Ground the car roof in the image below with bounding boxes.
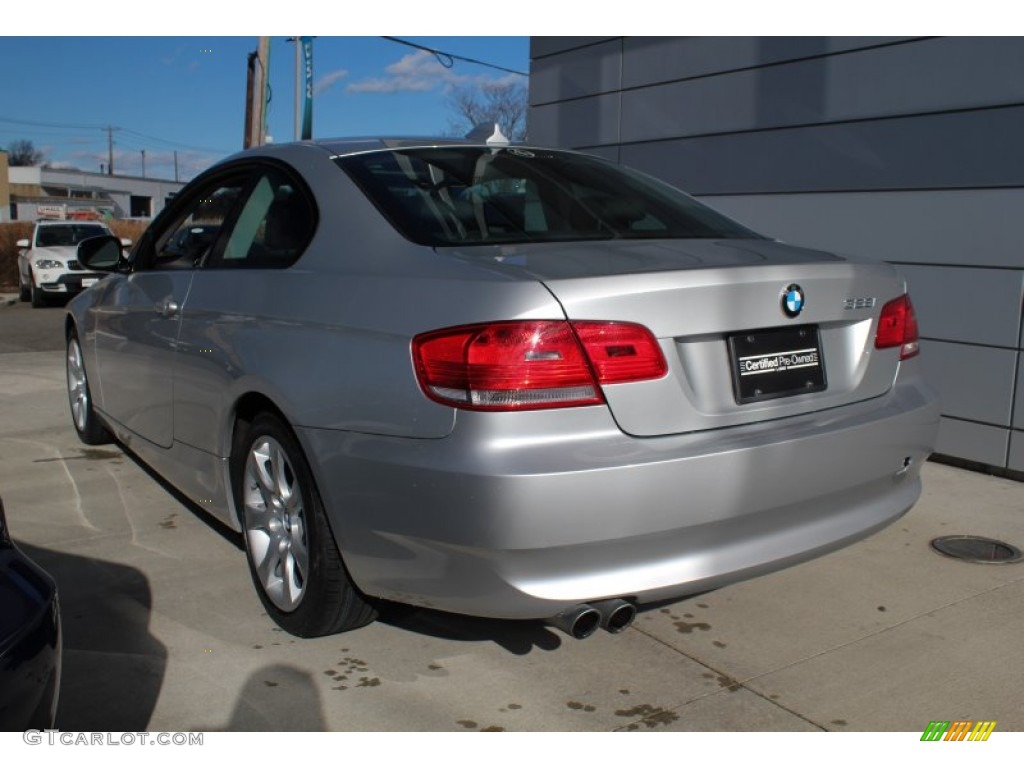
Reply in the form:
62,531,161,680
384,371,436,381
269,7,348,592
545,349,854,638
215,136,595,182
235,137,532,165
313,137,489,157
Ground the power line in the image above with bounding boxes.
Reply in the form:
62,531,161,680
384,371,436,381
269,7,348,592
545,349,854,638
0,115,104,131
120,128,232,155
380,37,528,77
0,115,232,156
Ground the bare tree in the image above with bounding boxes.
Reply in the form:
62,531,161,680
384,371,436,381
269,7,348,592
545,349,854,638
446,81,528,141
6,139,46,167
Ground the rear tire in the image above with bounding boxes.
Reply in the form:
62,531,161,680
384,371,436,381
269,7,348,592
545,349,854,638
232,412,377,637
66,329,112,445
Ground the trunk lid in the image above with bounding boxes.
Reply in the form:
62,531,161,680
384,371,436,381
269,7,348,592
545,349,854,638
439,239,907,437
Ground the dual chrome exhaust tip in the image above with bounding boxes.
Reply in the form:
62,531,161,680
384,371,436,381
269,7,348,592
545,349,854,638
546,599,637,639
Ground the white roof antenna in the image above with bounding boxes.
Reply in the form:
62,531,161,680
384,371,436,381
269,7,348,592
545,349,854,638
485,123,510,147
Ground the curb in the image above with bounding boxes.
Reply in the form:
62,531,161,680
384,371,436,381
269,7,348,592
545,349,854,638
0,295,16,308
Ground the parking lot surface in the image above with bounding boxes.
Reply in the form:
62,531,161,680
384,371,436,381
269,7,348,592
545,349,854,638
1,299,1022,732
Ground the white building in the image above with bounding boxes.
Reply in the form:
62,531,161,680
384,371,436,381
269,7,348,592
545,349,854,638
6,165,185,222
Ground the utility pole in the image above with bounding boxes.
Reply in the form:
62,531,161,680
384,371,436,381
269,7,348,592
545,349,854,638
105,125,119,175
173,151,179,182
258,36,271,145
244,37,272,148
244,51,256,148
141,149,146,178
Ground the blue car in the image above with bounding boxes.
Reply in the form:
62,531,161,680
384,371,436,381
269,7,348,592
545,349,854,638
0,496,61,730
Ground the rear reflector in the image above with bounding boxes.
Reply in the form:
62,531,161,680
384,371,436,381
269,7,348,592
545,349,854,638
875,294,920,360
413,320,666,411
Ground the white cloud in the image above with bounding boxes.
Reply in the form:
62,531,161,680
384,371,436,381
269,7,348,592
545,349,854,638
160,44,187,67
346,50,524,95
314,68,349,95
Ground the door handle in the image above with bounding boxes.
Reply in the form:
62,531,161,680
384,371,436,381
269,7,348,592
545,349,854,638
156,298,180,317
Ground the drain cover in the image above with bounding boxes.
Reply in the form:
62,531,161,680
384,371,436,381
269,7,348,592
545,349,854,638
930,535,1023,564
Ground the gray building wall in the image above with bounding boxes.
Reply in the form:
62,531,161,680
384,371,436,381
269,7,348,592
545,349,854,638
529,36,1024,474
37,168,184,219
8,165,184,221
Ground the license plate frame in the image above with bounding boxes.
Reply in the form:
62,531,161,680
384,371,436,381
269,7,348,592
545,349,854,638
727,324,827,405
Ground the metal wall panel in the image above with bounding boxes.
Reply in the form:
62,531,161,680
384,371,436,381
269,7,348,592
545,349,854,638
919,342,1018,426
529,95,621,148
700,189,1024,270
620,37,916,88
530,37,617,59
619,38,1024,143
530,39,621,105
1015,357,1024,430
935,417,1009,467
618,106,1024,195
898,266,1023,349
1009,431,1024,472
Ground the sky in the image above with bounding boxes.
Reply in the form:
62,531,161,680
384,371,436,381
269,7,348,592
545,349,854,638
0,35,529,182
2,3,1005,184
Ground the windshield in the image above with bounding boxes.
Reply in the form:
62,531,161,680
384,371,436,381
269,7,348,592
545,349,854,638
35,224,109,248
337,147,762,247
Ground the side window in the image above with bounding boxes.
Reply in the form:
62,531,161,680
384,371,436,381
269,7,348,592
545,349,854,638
150,176,249,270
206,168,315,269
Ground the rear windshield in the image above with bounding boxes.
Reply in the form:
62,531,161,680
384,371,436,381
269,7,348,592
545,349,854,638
337,147,761,247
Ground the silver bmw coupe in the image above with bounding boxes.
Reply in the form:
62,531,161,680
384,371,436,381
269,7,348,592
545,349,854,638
65,137,940,638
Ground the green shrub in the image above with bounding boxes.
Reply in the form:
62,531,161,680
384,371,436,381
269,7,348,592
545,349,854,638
0,222,34,290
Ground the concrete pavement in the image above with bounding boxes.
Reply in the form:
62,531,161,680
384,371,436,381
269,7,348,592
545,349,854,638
0,344,1021,732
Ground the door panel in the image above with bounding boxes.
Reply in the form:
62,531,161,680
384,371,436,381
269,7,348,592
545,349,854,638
93,271,193,448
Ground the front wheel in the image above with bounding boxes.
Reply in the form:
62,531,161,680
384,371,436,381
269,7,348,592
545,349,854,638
30,280,47,308
66,329,112,445
232,412,377,637
18,272,30,302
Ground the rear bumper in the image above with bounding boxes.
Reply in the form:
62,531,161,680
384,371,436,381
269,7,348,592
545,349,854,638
301,377,940,619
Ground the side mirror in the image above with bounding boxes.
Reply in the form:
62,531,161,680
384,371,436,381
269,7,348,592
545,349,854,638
16,239,29,249
77,235,123,272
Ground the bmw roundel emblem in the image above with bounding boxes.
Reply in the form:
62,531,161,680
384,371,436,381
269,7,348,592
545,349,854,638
782,284,805,318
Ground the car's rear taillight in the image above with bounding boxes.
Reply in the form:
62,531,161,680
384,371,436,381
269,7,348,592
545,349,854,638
413,320,666,411
875,294,920,360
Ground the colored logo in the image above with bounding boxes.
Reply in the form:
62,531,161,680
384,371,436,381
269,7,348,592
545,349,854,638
920,720,997,741
782,284,805,318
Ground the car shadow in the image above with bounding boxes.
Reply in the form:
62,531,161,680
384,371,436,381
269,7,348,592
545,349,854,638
376,601,565,655
115,442,244,551
18,542,167,732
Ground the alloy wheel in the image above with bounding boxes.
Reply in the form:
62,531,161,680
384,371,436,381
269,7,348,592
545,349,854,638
242,436,309,612
66,338,89,433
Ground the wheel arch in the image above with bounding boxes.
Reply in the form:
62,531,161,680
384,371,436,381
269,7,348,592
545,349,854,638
227,400,378,633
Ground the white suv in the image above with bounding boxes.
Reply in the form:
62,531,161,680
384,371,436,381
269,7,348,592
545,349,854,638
17,221,130,307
